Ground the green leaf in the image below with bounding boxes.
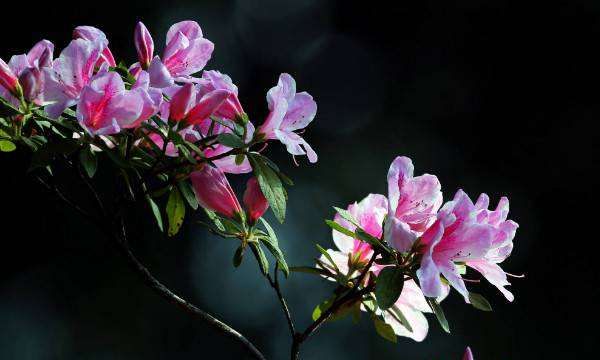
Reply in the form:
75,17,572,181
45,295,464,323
217,133,246,148
375,267,405,310
468,292,493,312
355,229,391,254
426,297,450,333
0,140,16,152
387,306,413,333
250,242,269,275
333,206,359,226
249,154,286,223
312,297,334,321
325,219,357,238
166,188,186,236
146,195,164,232
177,181,199,210
79,146,97,178
373,316,397,343
315,244,339,272
258,218,289,276
233,245,245,267
234,153,245,165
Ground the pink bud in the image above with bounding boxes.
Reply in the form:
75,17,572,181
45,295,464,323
169,83,196,121
243,177,269,223
463,347,474,360
18,67,42,101
190,165,243,218
134,22,154,70
0,58,20,96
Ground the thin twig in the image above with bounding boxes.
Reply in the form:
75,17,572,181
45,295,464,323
266,263,296,337
290,253,378,360
37,168,268,360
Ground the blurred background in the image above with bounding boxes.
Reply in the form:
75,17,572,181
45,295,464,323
0,0,597,358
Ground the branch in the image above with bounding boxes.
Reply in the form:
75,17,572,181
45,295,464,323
37,170,268,360
290,254,378,360
266,263,296,337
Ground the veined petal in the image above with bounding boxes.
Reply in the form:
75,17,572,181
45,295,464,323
274,129,318,163
166,20,203,44
280,92,317,131
467,260,514,301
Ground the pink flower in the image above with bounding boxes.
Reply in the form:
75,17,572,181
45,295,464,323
416,190,518,301
318,194,433,341
190,165,243,218
198,70,244,120
73,26,116,68
134,22,154,70
331,194,388,265
257,73,318,163
76,71,146,135
381,279,432,342
243,177,269,224
0,40,54,104
168,83,231,125
463,347,474,360
131,21,214,88
43,38,106,118
385,156,443,252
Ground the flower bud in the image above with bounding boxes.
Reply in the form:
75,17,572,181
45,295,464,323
243,177,269,224
463,347,474,360
0,58,21,97
18,67,42,102
169,83,196,121
190,165,243,218
134,22,154,70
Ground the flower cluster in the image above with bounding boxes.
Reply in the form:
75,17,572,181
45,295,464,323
316,156,519,343
1,18,519,358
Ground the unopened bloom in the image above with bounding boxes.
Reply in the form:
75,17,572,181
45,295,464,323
77,71,156,135
243,177,268,224
463,347,474,360
257,73,318,163
0,40,54,104
43,38,106,117
190,165,243,218
385,156,443,252
318,194,432,341
134,22,154,69
198,70,244,120
73,26,116,67
0,58,21,97
168,83,231,125
131,21,214,87
416,190,518,301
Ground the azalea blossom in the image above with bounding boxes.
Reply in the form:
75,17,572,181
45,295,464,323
319,194,431,341
416,189,518,301
190,164,242,218
76,71,157,135
243,177,269,224
198,70,245,120
168,82,231,125
257,73,318,163
73,26,116,68
43,38,106,118
131,21,214,87
385,156,443,252
0,40,54,104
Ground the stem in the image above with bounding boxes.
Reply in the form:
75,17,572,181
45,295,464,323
290,254,378,360
266,263,296,337
36,170,267,360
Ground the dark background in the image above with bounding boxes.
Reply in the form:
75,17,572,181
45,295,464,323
1,0,597,359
